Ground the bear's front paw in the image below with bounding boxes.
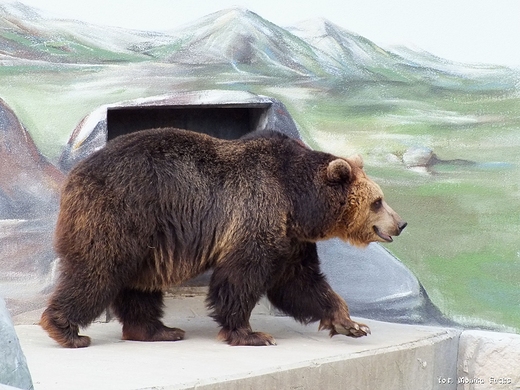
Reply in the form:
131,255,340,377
152,326,186,342
218,328,277,346
319,316,371,338
332,320,371,338
122,323,185,342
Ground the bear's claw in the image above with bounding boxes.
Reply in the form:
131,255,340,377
332,321,371,338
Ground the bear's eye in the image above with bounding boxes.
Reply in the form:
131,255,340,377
371,198,383,211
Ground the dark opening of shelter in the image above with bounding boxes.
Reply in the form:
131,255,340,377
106,105,271,141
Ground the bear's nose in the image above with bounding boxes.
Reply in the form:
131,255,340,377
398,221,407,233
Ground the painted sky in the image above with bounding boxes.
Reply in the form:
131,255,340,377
11,0,520,68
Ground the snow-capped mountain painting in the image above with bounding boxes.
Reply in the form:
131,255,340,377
1,3,515,82
1,0,520,336
146,8,339,77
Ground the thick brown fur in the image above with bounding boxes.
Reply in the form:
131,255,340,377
41,128,406,348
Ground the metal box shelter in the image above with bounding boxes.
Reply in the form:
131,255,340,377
59,90,301,171
58,90,447,325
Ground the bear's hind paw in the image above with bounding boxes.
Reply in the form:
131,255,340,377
69,335,92,348
49,334,91,348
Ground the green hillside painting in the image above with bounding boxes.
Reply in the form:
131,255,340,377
1,2,519,332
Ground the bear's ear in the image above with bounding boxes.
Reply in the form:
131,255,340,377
347,154,364,169
326,159,352,184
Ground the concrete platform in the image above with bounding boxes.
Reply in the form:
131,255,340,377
15,294,460,390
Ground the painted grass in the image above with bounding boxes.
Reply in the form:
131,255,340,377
1,63,519,331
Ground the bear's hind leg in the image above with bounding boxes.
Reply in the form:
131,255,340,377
41,306,91,348
112,289,185,342
267,243,370,339
41,272,119,348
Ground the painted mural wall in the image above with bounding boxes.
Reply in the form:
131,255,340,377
1,1,519,332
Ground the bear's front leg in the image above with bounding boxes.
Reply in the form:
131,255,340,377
318,292,371,338
112,289,185,342
207,265,276,346
266,242,370,340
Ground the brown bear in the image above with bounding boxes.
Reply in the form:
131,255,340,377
41,128,406,348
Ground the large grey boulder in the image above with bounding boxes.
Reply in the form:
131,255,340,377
0,298,33,390
319,240,452,325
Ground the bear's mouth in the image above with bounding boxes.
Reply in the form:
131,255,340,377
373,226,393,242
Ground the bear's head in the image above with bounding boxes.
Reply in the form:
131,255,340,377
327,155,407,247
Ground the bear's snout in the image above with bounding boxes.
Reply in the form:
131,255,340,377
371,210,407,244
